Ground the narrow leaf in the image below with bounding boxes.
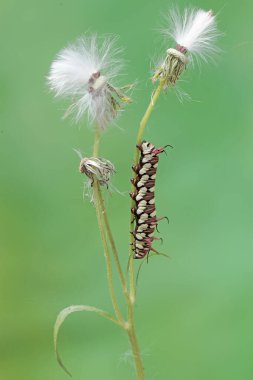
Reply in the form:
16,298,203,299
54,304,120,376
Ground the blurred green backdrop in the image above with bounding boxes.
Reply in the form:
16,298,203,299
0,0,252,379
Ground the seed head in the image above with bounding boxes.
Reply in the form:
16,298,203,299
48,35,132,129
79,157,115,187
153,8,220,88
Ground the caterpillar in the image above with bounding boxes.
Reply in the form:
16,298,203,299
130,140,169,259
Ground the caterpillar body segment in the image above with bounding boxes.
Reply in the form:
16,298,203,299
130,140,168,259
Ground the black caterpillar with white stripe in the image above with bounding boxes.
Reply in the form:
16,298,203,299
130,141,169,259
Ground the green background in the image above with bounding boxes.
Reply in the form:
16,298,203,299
1,0,252,379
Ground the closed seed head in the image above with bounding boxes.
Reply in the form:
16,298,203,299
79,157,115,187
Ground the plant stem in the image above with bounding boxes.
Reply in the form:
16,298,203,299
96,185,129,302
127,305,145,380
129,80,165,302
92,126,124,323
92,116,150,379
137,81,165,147
92,125,128,302
93,180,124,322
93,126,128,298
124,80,165,380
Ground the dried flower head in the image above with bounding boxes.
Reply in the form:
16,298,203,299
153,8,219,88
79,156,115,187
48,35,132,129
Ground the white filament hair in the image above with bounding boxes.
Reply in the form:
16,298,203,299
167,8,219,62
47,35,123,126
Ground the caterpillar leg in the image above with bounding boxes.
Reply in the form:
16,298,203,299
150,246,161,255
155,216,169,232
143,237,162,254
156,216,169,224
152,236,163,244
156,224,160,233
162,144,173,156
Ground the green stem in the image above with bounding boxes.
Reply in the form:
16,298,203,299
93,131,145,380
124,80,165,380
92,120,147,379
92,126,124,323
127,305,145,380
93,179,124,323
96,185,129,302
129,80,165,302
92,125,128,303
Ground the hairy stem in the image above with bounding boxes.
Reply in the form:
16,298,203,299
125,81,165,380
92,125,128,302
129,80,165,302
93,181,124,322
127,305,145,380
92,125,146,379
96,185,129,301
92,127,124,323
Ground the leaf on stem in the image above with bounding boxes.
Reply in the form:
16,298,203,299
54,304,121,376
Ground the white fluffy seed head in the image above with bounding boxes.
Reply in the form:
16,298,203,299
48,35,122,96
48,35,131,129
153,8,220,87
166,8,220,62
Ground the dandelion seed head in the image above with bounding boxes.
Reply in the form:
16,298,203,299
153,8,220,88
167,8,219,62
48,35,132,129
